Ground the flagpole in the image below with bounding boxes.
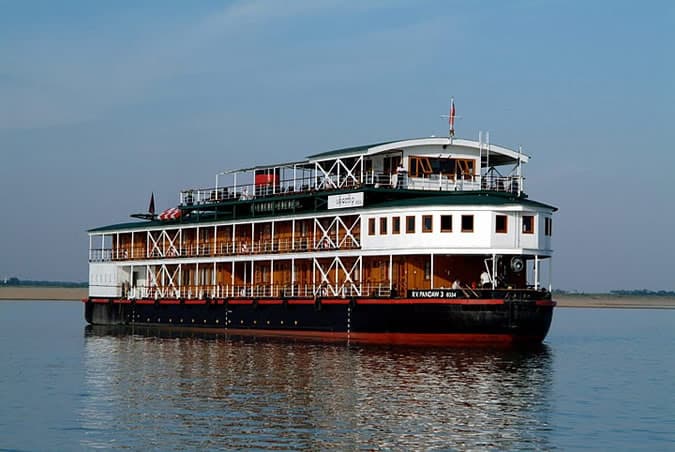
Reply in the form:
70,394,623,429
449,97,456,139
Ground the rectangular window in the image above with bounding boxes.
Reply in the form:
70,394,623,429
422,215,433,233
461,215,474,232
392,217,401,234
496,215,508,233
368,218,376,236
380,217,388,235
406,216,416,233
545,217,553,236
440,215,453,232
523,215,535,234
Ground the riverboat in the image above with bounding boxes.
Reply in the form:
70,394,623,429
85,130,557,344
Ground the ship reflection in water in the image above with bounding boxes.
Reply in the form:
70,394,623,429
82,326,554,450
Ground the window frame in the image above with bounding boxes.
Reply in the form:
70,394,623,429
368,218,376,236
392,216,401,234
495,214,508,234
523,215,535,234
406,215,416,234
422,215,433,233
380,217,388,235
440,215,453,232
461,214,474,232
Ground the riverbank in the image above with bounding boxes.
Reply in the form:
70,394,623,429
0,287,87,301
555,294,675,309
1,287,674,308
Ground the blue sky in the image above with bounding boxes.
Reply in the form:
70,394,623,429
1,0,673,291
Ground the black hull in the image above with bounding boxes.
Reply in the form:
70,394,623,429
84,297,554,345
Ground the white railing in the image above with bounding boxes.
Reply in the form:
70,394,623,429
121,283,393,299
179,173,524,206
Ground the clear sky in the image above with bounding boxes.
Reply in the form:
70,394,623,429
1,0,673,292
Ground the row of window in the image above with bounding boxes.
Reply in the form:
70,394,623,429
368,214,552,236
368,214,473,235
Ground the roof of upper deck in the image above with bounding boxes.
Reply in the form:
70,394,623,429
307,137,529,166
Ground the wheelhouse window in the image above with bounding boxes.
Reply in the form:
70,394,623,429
408,157,433,178
368,218,376,236
380,217,388,235
453,159,475,180
392,217,401,234
461,215,474,232
406,216,416,233
383,156,402,175
545,217,553,236
496,215,508,233
440,215,453,232
422,215,433,233
523,215,535,234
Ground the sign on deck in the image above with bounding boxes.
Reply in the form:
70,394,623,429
407,289,460,299
327,192,364,210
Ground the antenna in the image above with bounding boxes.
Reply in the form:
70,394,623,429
486,131,490,171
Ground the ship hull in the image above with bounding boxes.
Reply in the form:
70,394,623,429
84,297,555,345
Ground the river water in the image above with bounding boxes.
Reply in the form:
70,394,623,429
0,301,673,451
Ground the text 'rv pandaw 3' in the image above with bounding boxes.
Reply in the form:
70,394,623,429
86,129,558,344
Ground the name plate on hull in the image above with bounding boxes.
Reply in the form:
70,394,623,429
407,289,459,298
328,192,364,209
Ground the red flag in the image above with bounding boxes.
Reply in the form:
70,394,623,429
149,193,155,215
159,207,182,220
449,98,456,131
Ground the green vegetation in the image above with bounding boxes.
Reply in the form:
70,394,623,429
554,288,675,297
609,289,675,297
1,277,87,288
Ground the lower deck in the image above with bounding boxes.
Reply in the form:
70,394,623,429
91,253,551,302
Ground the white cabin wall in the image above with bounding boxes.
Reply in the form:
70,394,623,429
89,263,121,297
361,206,554,255
491,211,518,250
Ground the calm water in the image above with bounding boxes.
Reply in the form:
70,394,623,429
0,302,674,451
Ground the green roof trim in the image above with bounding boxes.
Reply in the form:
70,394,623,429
307,140,399,159
88,189,556,234
366,190,558,211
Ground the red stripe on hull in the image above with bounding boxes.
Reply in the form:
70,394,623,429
357,298,505,305
158,299,181,305
257,300,283,305
148,326,543,346
287,299,315,305
184,300,207,305
228,299,253,305
536,300,557,307
88,297,552,306
320,298,350,305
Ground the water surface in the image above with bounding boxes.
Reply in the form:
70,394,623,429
0,302,673,450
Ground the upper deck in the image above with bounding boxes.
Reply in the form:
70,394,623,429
176,137,528,208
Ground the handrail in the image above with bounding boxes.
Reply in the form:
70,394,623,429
178,173,525,206
89,236,362,262
121,282,394,299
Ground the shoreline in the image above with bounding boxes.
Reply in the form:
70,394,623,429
1,287,674,309
0,287,87,301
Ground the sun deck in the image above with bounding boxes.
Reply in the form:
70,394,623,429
177,137,528,208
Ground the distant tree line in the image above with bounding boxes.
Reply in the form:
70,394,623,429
553,288,675,296
609,289,675,297
1,277,87,288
